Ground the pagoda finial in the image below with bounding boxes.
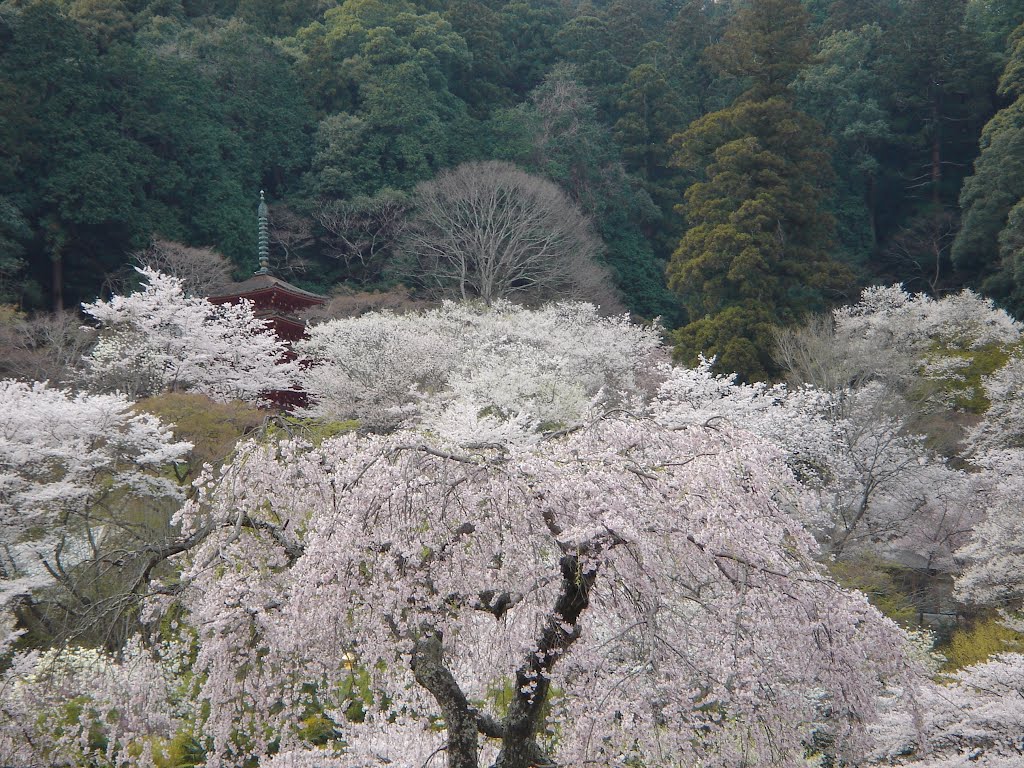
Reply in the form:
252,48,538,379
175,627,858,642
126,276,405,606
255,190,271,275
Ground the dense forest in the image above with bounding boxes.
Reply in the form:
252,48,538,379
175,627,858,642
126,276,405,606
5,2,1024,767
3,0,1024,378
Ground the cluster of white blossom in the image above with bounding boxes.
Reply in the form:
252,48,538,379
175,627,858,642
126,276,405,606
649,361,982,564
835,285,1019,355
954,450,1024,614
83,268,297,402
828,286,1020,407
869,653,1024,767
834,289,1024,614
0,639,184,767
0,379,190,624
167,412,914,768
970,353,1024,450
298,300,663,440
3,279,1024,767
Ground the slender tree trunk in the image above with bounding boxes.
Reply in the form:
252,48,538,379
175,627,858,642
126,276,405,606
928,92,947,296
931,93,942,207
51,250,64,312
865,173,878,247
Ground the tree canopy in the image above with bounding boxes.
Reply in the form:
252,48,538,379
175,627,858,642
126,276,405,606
2,274,1024,766
666,0,850,380
5,10,1024,766
0,0,1019,342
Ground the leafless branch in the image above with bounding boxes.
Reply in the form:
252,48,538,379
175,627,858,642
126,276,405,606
400,161,620,309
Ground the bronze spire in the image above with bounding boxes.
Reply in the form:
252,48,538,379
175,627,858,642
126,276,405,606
256,190,271,276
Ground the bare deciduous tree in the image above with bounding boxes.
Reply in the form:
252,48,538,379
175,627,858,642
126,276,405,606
132,239,234,297
401,161,619,308
267,205,315,279
882,210,959,298
0,306,95,384
300,285,430,324
772,314,894,393
316,189,410,286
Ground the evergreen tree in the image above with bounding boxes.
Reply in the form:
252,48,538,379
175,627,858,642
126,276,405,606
953,22,1024,312
296,0,474,197
667,0,850,380
874,0,991,293
490,69,676,322
821,0,898,33
182,21,314,197
795,23,895,272
966,0,1024,70
498,0,567,97
444,0,516,117
885,0,989,212
707,0,812,100
0,1,315,308
0,0,151,309
664,0,738,120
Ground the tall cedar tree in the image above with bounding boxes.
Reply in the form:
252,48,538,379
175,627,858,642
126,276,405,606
953,22,1024,312
667,0,850,380
867,0,990,299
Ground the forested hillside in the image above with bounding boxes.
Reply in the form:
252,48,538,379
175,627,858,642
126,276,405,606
5,2,1024,767
3,0,1024,376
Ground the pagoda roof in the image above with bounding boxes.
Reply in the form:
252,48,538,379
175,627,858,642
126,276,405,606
209,273,326,308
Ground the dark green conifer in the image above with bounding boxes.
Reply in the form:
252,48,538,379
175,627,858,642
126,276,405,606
667,0,849,380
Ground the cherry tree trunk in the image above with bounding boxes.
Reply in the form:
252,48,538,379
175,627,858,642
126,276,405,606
412,633,480,768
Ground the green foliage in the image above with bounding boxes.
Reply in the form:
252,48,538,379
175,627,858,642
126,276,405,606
181,21,314,196
494,0,567,97
954,23,1024,312
665,0,738,118
552,0,708,273
489,67,677,322
261,415,361,447
822,0,899,33
884,0,991,219
1001,21,1024,99
954,98,1024,279
671,302,779,381
709,0,814,101
135,392,264,478
0,195,33,302
0,0,314,307
154,730,206,768
235,0,325,37
297,714,341,745
295,668,373,734
444,0,520,116
668,97,850,379
966,0,1024,71
665,1,854,380
795,23,895,270
994,197,1024,312
940,615,1024,670
0,0,149,306
0,0,1014,316
295,0,475,197
828,558,920,627
920,340,1016,413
